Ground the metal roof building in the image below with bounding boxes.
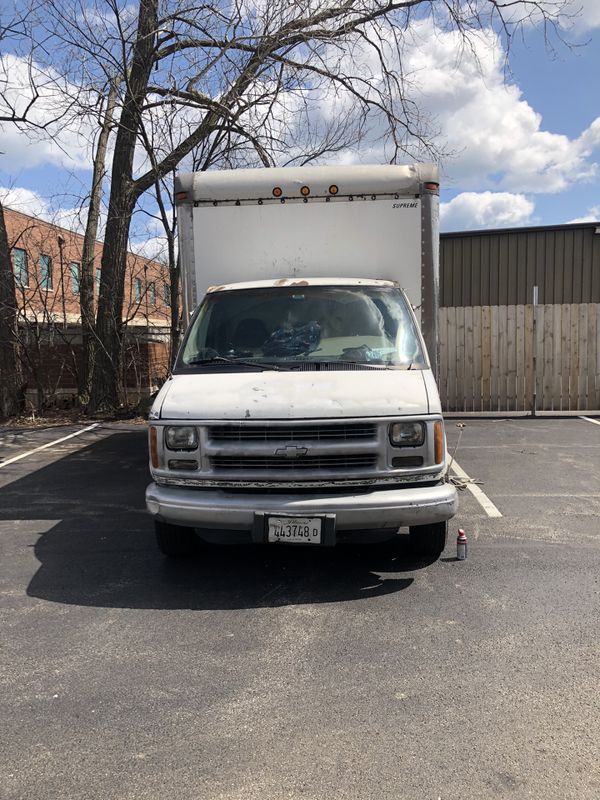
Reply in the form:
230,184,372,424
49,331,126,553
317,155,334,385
440,221,600,307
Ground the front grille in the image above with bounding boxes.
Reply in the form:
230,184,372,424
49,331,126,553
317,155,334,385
209,454,377,471
209,423,377,442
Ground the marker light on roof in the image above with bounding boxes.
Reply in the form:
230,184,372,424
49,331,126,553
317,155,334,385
300,185,310,196
329,185,339,195
272,186,282,197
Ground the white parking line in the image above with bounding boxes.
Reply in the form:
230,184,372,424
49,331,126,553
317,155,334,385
580,416,600,427
0,423,100,469
451,459,503,518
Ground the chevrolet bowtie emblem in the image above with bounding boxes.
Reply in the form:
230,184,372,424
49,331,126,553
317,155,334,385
275,445,308,459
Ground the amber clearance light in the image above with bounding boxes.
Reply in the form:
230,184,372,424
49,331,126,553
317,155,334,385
300,185,310,196
272,186,283,198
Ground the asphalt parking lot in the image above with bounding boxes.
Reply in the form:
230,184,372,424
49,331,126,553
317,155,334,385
1,417,599,800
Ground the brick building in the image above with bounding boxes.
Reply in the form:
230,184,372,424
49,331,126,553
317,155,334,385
4,206,173,408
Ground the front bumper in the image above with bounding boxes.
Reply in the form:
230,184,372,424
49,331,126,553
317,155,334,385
145,481,458,532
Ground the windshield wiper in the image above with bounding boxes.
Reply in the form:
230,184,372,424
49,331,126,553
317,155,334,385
185,355,289,371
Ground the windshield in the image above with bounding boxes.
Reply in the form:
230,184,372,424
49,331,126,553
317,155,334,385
176,285,426,371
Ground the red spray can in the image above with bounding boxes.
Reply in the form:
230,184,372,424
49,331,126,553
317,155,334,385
457,529,468,560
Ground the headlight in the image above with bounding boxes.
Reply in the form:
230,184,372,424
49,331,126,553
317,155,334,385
389,421,425,447
165,425,198,451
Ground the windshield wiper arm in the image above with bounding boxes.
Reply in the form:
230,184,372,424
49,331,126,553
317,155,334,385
186,355,288,371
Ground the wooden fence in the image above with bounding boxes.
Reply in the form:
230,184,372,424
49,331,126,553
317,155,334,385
439,304,600,413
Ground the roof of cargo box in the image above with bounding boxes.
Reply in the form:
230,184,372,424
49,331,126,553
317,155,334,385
175,163,437,202
205,278,399,293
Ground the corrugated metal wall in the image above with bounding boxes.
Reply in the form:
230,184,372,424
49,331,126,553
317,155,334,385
440,222,600,307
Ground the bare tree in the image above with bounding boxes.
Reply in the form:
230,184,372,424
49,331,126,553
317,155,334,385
7,0,576,411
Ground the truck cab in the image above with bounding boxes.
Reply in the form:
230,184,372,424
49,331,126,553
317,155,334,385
146,165,458,557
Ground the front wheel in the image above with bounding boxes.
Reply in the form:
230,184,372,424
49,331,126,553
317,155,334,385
408,521,448,559
155,520,197,557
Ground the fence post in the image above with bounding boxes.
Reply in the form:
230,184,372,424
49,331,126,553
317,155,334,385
532,285,538,416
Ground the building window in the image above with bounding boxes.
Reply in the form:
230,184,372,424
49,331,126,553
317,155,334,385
12,247,28,287
134,277,142,303
95,268,101,294
163,283,170,305
148,282,156,306
70,263,80,294
39,254,53,290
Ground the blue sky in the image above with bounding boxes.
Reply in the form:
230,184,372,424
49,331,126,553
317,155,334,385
0,1,599,250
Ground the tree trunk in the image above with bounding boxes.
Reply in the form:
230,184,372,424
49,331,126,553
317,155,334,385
79,80,118,407
89,0,158,412
0,200,25,418
169,251,181,367
89,188,137,410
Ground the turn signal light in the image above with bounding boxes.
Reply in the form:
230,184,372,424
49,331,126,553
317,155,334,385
434,420,444,464
149,426,159,468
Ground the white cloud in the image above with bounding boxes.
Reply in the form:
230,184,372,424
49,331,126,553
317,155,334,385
0,186,51,218
129,235,170,262
128,206,172,262
563,0,600,32
440,192,535,231
399,20,600,194
565,205,600,223
1,185,84,227
0,185,95,236
0,54,95,170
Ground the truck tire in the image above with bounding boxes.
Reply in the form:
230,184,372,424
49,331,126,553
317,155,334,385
155,520,197,557
408,521,447,558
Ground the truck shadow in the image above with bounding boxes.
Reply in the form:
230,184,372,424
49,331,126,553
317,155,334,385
1,432,436,610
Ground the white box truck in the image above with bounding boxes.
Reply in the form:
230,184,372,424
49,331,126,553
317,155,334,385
146,164,458,558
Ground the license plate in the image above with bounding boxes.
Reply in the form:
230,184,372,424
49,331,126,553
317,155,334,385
267,516,322,544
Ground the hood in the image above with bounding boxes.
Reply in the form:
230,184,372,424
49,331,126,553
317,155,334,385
156,369,431,420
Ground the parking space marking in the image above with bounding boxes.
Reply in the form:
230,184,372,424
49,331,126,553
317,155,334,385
451,459,503,518
0,423,100,469
580,416,600,427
